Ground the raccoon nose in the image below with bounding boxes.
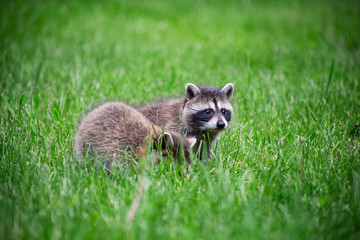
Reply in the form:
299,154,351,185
217,120,225,129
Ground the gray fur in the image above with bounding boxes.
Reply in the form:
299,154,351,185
74,102,196,168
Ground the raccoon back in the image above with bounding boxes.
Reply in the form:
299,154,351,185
74,102,158,161
137,98,185,133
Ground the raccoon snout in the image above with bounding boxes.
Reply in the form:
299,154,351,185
216,120,226,129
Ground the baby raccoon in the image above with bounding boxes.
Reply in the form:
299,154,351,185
74,102,196,168
138,83,234,159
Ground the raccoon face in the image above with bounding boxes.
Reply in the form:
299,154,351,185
182,83,234,133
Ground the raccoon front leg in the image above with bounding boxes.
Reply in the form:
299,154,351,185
194,133,214,160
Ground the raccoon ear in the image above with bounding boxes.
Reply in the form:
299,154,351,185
185,83,200,100
220,83,234,99
159,131,174,149
187,137,197,149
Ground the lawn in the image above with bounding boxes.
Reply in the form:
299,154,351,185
1,0,360,239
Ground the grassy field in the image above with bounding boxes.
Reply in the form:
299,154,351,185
1,0,360,239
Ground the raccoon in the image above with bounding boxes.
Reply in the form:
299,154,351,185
74,102,196,168
138,83,234,159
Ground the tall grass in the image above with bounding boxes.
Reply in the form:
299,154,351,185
1,0,359,239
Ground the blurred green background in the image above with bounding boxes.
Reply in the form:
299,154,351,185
1,0,359,239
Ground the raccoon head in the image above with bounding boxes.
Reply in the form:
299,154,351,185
182,83,234,134
156,131,197,162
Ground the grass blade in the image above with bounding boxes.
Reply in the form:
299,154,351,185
324,59,335,98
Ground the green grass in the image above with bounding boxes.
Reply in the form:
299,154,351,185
1,0,360,239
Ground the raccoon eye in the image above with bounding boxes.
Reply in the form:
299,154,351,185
204,109,212,114
221,108,232,122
